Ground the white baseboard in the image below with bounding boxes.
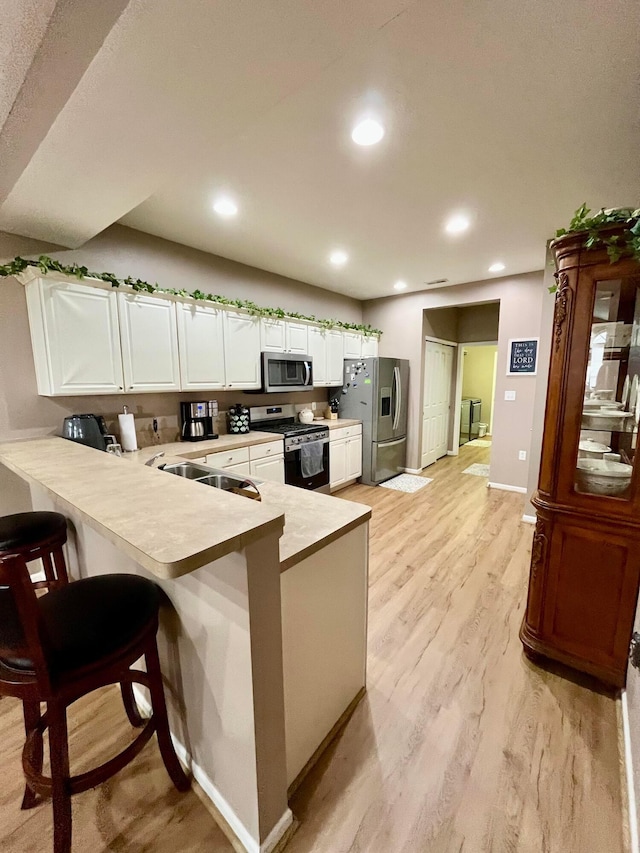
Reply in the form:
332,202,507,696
133,688,293,853
403,467,423,474
622,690,640,853
521,514,536,524
488,481,527,494
446,450,458,457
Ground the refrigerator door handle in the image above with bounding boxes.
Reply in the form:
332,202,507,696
377,436,406,448
392,366,401,431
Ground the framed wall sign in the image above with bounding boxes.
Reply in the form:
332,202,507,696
507,338,539,375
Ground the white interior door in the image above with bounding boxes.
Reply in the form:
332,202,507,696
421,341,454,468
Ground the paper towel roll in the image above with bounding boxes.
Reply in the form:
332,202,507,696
118,412,138,452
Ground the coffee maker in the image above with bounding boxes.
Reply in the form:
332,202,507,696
180,401,217,442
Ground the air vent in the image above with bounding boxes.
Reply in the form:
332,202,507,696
425,278,449,286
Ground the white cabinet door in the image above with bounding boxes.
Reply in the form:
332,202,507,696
343,332,362,359
118,293,180,392
28,279,124,396
224,311,261,389
250,455,285,483
260,317,286,352
176,302,225,390
326,329,345,386
225,460,252,476
329,438,347,489
361,336,379,358
286,321,309,354
346,435,363,480
308,326,327,386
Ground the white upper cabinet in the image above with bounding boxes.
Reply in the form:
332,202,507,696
361,336,379,358
260,318,309,354
326,329,345,386
223,311,261,389
176,302,225,390
343,331,362,359
308,326,327,386
25,278,124,396
118,292,181,392
286,321,309,354
260,317,286,352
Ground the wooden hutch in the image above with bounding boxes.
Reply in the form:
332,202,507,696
521,229,640,687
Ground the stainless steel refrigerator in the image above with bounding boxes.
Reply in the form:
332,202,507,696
338,356,410,485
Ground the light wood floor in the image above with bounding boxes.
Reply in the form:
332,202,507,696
0,445,625,852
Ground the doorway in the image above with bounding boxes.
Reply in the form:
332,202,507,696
421,340,455,468
458,343,498,446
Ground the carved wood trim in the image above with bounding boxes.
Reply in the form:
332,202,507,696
531,519,547,581
553,272,571,353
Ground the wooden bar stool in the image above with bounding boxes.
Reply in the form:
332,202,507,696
0,512,70,591
0,552,190,853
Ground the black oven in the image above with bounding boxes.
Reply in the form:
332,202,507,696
284,434,330,492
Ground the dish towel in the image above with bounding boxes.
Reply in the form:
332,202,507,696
300,441,324,478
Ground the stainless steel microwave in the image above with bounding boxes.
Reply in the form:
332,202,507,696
261,352,313,393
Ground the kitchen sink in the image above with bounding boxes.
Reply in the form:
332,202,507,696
159,461,212,479
159,461,262,498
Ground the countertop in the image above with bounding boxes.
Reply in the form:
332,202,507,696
0,436,370,579
128,418,361,462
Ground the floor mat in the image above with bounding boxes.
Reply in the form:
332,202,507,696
379,473,433,493
462,463,490,477
467,439,492,447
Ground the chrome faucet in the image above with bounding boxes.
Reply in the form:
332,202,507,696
145,451,165,467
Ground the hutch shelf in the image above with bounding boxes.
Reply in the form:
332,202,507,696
521,229,640,687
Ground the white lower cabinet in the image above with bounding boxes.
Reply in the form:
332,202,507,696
250,455,285,483
330,426,362,491
118,292,181,392
225,461,252,477
205,440,284,483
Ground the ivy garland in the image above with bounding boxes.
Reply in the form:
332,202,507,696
548,205,640,293
0,255,382,337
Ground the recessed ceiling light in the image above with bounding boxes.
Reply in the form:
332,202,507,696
329,250,348,266
445,214,470,235
351,118,385,146
394,280,407,291
213,196,238,217
488,262,506,273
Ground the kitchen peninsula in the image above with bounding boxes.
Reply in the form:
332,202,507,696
0,436,370,853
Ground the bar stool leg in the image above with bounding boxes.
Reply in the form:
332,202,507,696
120,680,145,727
48,701,72,853
145,640,190,792
21,700,43,810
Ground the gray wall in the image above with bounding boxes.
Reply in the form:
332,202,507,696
363,271,546,489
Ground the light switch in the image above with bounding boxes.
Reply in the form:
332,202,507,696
505,390,516,401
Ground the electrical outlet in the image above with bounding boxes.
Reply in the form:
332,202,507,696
311,401,316,411
505,390,516,401
518,450,527,461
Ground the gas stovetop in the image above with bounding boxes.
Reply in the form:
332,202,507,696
253,420,326,437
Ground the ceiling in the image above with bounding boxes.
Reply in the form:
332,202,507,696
1,0,639,300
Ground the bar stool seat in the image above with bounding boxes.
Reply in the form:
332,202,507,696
0,512,69,591
0,512,67,553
